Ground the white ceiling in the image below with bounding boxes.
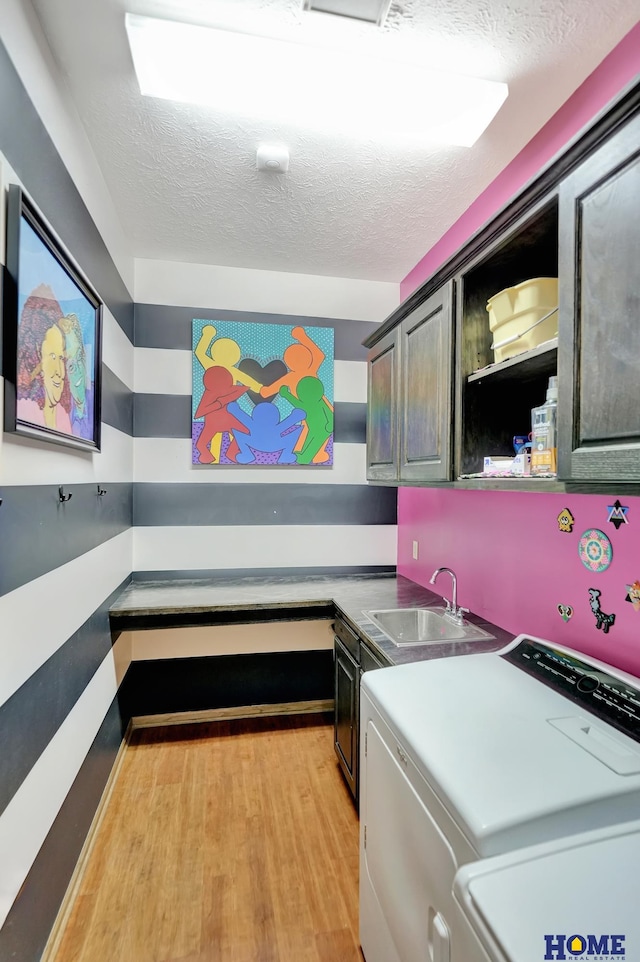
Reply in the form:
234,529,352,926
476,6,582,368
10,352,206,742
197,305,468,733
29,0,639,282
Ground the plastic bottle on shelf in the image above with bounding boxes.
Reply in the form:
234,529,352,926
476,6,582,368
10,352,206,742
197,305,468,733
531,376,558,476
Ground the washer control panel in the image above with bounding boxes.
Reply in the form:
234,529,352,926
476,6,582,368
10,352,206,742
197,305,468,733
503,639,640,742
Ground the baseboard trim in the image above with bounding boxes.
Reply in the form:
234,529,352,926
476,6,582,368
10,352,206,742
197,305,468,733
40,720,133,962
131,698,335,729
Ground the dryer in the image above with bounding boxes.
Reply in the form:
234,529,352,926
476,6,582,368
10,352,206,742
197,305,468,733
452,820,640,962
359,636,640,962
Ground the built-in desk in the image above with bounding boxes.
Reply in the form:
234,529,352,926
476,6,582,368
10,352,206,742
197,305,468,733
109,573,512,724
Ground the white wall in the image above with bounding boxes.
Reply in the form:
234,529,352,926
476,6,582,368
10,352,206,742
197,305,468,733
134,257,399,320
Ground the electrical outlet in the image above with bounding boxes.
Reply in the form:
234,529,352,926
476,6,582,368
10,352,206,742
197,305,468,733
412,540,419,561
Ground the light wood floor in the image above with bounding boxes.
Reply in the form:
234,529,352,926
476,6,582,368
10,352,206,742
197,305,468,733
51,713,363,962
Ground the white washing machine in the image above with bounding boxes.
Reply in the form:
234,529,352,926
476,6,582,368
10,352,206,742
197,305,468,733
359,635,640,962
452,820,640,962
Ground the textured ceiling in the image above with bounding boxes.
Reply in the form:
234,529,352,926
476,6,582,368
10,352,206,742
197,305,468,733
29,0,639,281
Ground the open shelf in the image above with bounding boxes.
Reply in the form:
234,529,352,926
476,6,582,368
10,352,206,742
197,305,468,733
453,478,564,492
467,338,558,384
370,477,640,494
458,198,559,478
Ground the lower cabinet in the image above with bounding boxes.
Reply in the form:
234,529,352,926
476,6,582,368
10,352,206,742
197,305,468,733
334,636,358,798
333,615,388,806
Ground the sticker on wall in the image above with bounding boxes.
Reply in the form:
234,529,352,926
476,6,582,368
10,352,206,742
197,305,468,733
607,499,629,530
557,604,574,622
625,581,640,612
588,588,616,634
578,529,613,573
191,320,334,466
557,508,575,533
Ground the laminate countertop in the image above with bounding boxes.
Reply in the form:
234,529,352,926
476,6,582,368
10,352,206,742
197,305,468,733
110,573,514,667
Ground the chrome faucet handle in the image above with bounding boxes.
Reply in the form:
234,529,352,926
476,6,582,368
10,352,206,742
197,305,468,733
453,607,469,625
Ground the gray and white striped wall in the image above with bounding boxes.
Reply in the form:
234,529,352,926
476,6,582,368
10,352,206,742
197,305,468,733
120,262,399,723
131,259,398,580
0,7,400,959
0,13,134,960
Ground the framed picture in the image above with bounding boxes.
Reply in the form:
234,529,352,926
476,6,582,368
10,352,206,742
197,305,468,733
2,184,102,451
191,319,335,466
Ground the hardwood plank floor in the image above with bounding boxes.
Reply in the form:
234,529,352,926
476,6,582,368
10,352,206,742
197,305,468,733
51,713,363,962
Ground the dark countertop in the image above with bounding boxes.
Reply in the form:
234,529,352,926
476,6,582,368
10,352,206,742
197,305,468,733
110,573,514,667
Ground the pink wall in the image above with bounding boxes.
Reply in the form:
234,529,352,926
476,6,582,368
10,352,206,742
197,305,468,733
396,24,640,677
400,21,640,300
398,489,640,676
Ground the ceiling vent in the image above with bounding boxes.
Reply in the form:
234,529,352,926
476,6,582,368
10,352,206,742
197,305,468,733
301,0,392,27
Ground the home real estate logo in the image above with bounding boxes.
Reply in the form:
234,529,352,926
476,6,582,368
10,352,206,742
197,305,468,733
544,934,626,960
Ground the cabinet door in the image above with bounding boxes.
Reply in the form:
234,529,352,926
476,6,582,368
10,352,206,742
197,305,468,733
558,111,640,481
366,328,400,482
367,330,400,481
334,637,358,798
399,282,454,482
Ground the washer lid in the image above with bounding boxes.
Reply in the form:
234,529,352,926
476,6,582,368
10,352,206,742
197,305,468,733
454,821,640,962
361,643,640,856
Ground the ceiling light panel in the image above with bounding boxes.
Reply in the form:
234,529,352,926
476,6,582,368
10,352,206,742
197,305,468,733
302,0,392,27
125,14,508,147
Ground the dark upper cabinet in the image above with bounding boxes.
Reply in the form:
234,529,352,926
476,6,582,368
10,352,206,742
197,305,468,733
399,282,454,482
366,327,400,482
366,283,454,483
558,110,640,481
364,81,640,491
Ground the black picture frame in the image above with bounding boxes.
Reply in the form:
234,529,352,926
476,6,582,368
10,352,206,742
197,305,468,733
2,184,102,451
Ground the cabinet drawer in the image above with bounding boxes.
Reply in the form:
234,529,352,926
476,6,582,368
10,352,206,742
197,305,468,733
333,617,360,662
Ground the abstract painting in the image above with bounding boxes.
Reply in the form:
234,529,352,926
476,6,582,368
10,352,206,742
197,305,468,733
192,320,334,466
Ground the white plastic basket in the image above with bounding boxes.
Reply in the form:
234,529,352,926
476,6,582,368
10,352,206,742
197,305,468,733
487,277,558,362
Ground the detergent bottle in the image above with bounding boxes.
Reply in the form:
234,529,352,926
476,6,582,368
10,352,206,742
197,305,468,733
531,376,558,476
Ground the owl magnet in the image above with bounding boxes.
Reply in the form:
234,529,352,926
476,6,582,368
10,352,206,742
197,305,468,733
557,604,574,622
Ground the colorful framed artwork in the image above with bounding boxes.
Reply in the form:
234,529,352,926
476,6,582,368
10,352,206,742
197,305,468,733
192,320,334,466
2,184,102,451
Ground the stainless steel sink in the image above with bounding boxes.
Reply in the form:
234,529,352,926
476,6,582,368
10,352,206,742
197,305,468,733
362,607,495,647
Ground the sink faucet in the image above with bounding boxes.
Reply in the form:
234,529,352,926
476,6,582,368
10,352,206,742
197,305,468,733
429,568,468,625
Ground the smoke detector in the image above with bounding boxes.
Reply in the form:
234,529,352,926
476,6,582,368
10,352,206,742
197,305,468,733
301,0,392,26
256,144,290,173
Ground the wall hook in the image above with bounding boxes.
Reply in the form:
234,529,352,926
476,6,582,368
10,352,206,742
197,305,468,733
97,485,107,496
58,486,72,503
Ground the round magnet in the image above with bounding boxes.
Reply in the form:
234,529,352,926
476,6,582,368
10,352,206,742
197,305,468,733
578,529,613,573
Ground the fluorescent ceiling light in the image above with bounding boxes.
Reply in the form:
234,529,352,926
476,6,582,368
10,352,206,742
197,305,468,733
302,0,393,27
125,14,508,147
